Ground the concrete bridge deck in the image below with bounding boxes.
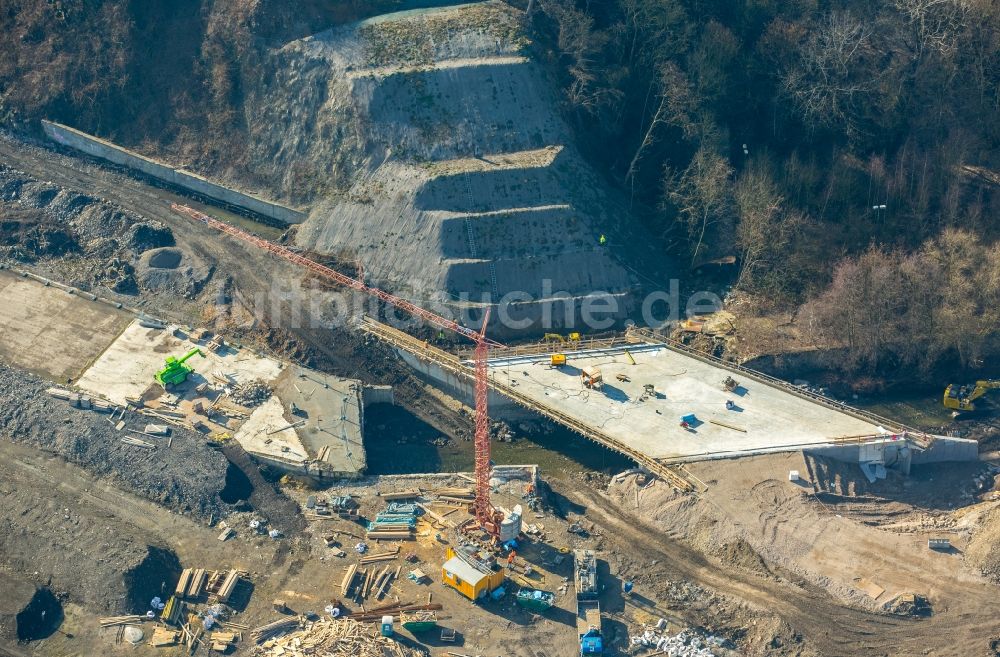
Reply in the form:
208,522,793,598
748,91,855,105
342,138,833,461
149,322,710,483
486,343,888,463
361,319,962,489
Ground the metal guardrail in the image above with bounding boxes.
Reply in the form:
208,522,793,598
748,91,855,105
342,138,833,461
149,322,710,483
457,334,632,360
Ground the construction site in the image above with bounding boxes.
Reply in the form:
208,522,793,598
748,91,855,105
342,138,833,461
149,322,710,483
0,3,999,657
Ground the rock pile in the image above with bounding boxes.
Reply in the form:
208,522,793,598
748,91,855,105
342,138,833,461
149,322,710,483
0,162,176,294
629,628,726,656
489,420,513,442
231,379,273,407
0,363,228,520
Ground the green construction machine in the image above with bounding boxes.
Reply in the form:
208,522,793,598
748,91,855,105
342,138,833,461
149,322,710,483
155,348,205,388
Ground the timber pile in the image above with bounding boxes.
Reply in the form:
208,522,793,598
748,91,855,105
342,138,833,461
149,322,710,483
433,486,474,504
210,630,239,652
381,489,421,501
100,615,149,628
359,547,400,565
366,530,414,540
176,567,246,602
346,602,442,623
149,627,180,647
251,618,300,644
254,618,428,657
121,435,156,449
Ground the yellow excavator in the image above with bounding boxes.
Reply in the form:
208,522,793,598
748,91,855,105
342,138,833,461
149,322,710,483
943,379,1000,412
543,332,581,343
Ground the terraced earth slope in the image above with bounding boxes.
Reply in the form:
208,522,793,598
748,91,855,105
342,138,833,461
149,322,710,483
244,2,657,328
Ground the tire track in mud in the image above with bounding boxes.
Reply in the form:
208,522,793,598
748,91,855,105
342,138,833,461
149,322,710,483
566,484,998,657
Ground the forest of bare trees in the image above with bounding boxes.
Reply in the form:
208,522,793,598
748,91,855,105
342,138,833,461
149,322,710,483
529,0,999,378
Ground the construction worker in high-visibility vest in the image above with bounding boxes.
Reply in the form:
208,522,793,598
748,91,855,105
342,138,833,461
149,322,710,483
598,234,607,246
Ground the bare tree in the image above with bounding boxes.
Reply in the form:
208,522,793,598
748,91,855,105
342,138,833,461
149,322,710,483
665,146,733,266
538,0,621,116
624,62,698,185
893,0,969,57
802,229,1000,373
782,11,879,132
734,163,801,292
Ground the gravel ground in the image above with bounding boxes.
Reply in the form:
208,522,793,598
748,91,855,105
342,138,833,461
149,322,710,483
0,363,229,521
0,436,189,616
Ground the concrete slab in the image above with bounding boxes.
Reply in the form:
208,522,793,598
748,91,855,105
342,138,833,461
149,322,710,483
488,345,885,462
234,397,309,462
0,270,131,381
272,365,366,476
75,319,366,478
233,366,366,478
76,320,284,404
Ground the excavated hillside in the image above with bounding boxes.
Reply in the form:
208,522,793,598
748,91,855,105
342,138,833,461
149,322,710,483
240,2,658,325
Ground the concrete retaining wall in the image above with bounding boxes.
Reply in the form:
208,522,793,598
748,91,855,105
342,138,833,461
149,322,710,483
395,349,533,420
362,384,395,407
41,120,306,224
911,437,979,464
806,436,978,465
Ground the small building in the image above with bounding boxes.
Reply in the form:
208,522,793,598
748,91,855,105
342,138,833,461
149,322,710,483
441,549,505,601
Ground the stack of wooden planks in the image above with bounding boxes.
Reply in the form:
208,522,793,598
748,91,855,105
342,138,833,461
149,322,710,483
121,435,156,449
251,618,299,644
255,618,428,657
360,546,399,565
99,615,148,628
175,568,207,599
149,627,180,647
207,570,244,603
381,489,421,501
161,595,183,625
209,630,238,652
366,528,414,540
345,602,443,623
175,568,245,602
433,486,474,505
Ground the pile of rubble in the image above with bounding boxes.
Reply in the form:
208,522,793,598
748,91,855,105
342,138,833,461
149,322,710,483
253,618,427,657
0,363,228,520
629,627,727,656
0,162,173,272
489,420,513,442
230,379,273,407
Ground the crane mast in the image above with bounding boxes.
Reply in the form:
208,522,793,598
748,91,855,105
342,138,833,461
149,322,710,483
171,203,505,536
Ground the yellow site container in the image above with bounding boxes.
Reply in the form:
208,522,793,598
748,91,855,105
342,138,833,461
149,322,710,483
441,551,505,601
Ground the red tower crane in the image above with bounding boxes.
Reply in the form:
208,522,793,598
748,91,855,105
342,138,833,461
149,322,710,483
170,204,505,535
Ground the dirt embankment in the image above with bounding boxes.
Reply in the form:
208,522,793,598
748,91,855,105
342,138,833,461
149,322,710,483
598,455,1000,656
966,504,1000,584
0,363,229,520
0,163,177,294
